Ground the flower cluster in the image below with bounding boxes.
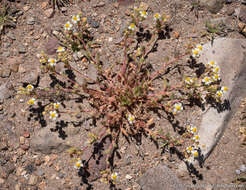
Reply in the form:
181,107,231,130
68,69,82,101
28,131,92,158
192,44,203,58
184,124,201,161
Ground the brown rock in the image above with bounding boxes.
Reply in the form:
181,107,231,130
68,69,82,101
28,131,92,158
44,8,54,18
19,136,25,145
86,137,111,182
0,178,5,184
28,175,38,185
41,1,49,9
44,37,59,55
239,6,246,24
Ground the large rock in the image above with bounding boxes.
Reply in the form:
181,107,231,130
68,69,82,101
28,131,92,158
200,0,224,14
30,125,71,154
137,165,185,190
178,38,246,173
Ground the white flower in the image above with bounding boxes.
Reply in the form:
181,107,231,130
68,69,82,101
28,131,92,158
221,86,229,93
140,10,148,18
216,90,223,98
27,98,37,105
127,114,135,125
74,159,83,169
202,76,212,85
111,172,118,181
190,126,197,134
191,150,199,158
212,74,220,81
173,102,183,114
64,21,73,31
193,135,200,142
184,77,193,85
186,146,193,153
49,110,58,120
206,61,217,68
213,66,220,73
196,44,203,51
48,58,57,67
56,46,65,53
192,48,200,58
128,23,136,31
72,15,80,24
53,102,60,110
153,13,161,21
26,84,34,92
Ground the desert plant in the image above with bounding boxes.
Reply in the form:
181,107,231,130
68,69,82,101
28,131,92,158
18,3,229,186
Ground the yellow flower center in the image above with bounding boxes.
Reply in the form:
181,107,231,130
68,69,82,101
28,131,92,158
217,91,222,97
187,147,193,151
65,23,70,28
222,87,228,92
50,112,56,118
214,74,219,79
129,23,135,29
192,128,197,133
141,11,147,16
75,162,81,168
194,135,199,140
209,61,215,66
175,105,181,111
28,99,34,105
111,174,117,181
27,84,33,90
197,45,203,51
193,50,198,55
193,151,199,157
205,77,210,82
154,13,160,19
214,67,219,73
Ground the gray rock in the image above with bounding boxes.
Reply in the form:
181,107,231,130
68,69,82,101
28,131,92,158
137,165,185,190
30,125,71,154
0,83,13,102
26,16,35,25
18,45,27,54
6,31,16,40
178,38,246,174
200,0,224,14
3,43,11,48
87,16,100,28
21,70,39,84
36,169,45,176
0,68,11,78
2,52,10,57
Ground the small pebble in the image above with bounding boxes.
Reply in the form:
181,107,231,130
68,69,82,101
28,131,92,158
235,169,241,175
239,164,246,172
